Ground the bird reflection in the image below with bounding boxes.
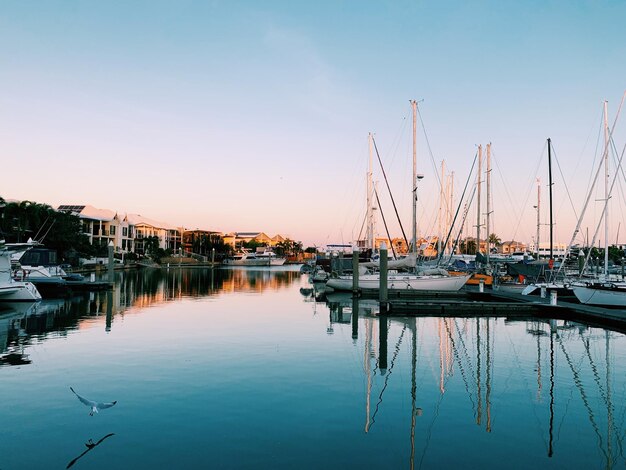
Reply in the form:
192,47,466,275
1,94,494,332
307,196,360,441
66,433,115,469
70,387,117,416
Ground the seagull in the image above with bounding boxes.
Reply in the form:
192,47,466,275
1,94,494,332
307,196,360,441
70,387,117,416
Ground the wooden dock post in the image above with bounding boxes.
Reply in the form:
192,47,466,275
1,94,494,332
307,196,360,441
107,241,114,283
211,248,215,266
379,242,388,312
352,248,359,294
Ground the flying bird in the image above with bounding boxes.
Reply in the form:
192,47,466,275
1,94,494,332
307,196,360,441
70,387,117,416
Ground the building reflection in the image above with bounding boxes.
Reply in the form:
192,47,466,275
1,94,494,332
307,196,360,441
0,267,300,368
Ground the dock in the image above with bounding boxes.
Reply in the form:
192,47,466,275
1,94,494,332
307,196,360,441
348,286,626,332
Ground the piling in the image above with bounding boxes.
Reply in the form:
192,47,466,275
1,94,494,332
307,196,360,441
352,249,359,294
211,248,215,266
550,290,557,306
578,251,584,276
379,242,388,312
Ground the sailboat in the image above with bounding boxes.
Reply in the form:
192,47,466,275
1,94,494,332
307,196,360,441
326,101,471,293
571,100,626,307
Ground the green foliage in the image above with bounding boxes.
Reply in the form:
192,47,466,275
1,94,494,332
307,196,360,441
608,245,625,263
488,233,502,246
274,239,303,256
460,238,477,254
0,198,95,259
243,239,267,251
190,232,230,256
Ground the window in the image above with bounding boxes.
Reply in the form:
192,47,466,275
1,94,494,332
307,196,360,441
123,227,128,237
110,226,116,235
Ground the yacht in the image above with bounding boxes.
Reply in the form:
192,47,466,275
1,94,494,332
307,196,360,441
0,240,42,302
222,249,270,266
255,249,287,266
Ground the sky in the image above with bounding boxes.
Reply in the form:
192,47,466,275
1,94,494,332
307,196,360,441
1,0,625,248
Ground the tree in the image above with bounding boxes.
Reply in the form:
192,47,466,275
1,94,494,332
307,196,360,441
0,198,94,260
488,233,502,253
460,238,477,254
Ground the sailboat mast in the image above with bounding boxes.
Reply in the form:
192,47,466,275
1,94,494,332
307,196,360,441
486,143,491,265
476,145,483,255
548,138,554,261
603,101,609,277
536,178,541,258
367,133,374,252
411,100,417,254
439,160,445,257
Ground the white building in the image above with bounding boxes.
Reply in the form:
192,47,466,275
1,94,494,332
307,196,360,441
527,241,568,258
57,205,182,255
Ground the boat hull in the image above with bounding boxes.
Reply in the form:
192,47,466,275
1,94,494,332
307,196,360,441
0,282,42,302
572,283,626,308
223,258,269,266
326,273,471,292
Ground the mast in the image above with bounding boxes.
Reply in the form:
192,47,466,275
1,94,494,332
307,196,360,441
367,133,375,252
486,143,491,265
603,101,609,277
547,138,554,261
411,100,418,254
439,160,445,257
536,178,541,258
449,172,455,255
476,145,483,256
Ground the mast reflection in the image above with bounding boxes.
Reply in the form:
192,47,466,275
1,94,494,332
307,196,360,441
320,293,626,469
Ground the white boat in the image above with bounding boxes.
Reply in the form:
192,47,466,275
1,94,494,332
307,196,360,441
572,281,626,308
0,240,42,302
310,266,329,282
222,249,270,266
255,249,287,266
326,268,471,292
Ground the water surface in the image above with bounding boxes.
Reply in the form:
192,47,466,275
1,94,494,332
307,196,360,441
1,267,625,469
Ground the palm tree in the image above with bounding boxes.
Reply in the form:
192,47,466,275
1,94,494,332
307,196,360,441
487,233,501,253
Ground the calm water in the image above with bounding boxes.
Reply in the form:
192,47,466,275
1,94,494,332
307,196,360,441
1,267,625,469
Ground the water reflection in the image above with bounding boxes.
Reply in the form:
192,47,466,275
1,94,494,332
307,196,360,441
0,267,301,368
66,433,115,469
315,291,626,469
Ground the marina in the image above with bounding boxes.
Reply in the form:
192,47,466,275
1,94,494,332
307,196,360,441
1,267,625,469
2,2,626,469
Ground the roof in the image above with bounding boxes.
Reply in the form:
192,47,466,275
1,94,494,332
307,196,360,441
57,204,177,230
126,213,177,230
58,204,116,221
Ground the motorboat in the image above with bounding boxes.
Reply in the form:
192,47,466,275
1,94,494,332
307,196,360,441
222,249,270,266
0,240,42,302
254,249,287,266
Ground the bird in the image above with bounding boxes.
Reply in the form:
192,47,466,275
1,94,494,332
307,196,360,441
70,387,117,416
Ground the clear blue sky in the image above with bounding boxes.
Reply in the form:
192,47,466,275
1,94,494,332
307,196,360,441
2,1,625,247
